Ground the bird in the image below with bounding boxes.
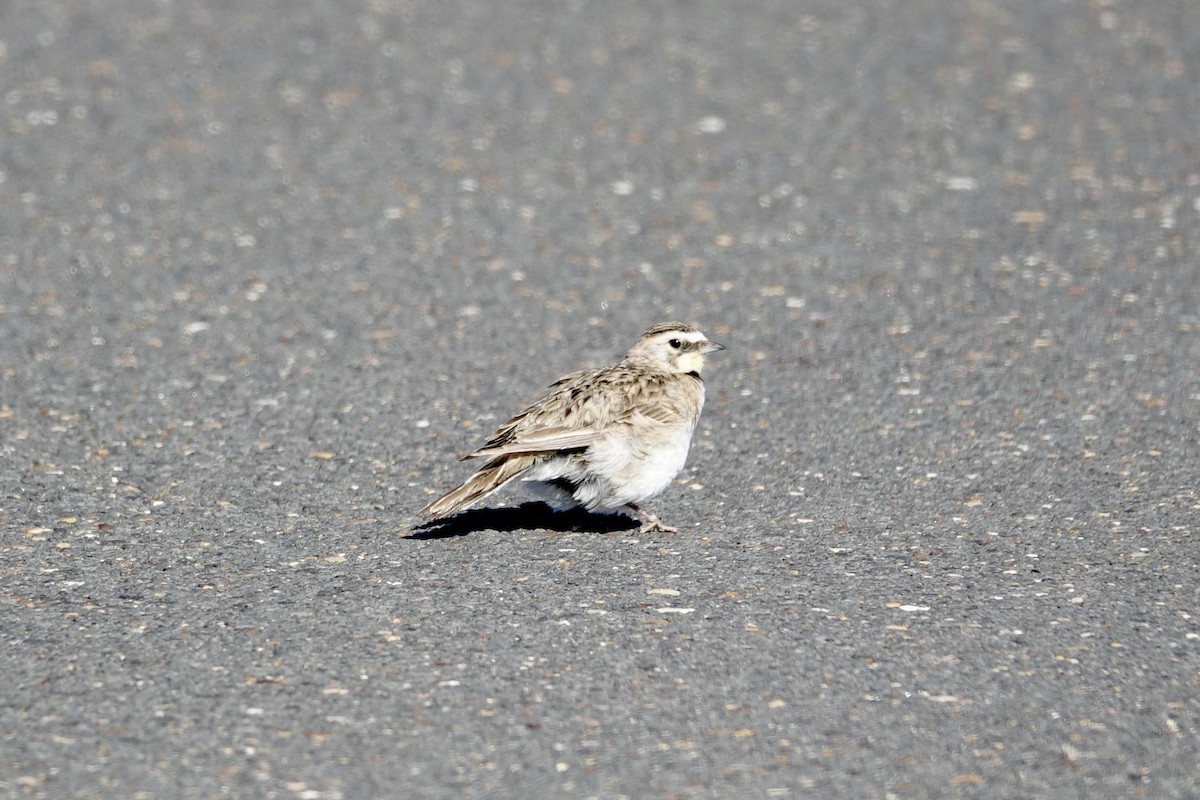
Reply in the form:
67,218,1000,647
419,322,724,533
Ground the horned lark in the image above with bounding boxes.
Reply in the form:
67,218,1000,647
420,322,724,532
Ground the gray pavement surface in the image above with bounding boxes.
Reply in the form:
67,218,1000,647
2,1,1198,798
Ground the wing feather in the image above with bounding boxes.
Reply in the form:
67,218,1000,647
463,363,671,459
467,427,600,458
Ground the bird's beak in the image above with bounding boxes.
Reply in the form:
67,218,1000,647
700,340,725,354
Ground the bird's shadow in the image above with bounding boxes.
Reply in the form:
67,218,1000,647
406,502,639,540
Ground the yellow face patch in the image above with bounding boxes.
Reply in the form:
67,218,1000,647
677,351,705,374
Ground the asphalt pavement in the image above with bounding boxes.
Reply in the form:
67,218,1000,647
2,1,1198,798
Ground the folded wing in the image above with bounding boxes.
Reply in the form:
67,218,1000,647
464,364,664,460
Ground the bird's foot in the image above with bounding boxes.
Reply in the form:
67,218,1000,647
627,503,677,534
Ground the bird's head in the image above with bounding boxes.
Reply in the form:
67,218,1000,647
626,322,725,377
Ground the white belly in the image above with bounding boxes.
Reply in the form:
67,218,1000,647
600,419,696,506
519,422,695,511
519,377,704,513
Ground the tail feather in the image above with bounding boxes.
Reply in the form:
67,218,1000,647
420,455,535,519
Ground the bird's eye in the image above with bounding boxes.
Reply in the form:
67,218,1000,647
668,338,682,349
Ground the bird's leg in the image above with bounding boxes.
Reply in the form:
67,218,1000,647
626,503,677,534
